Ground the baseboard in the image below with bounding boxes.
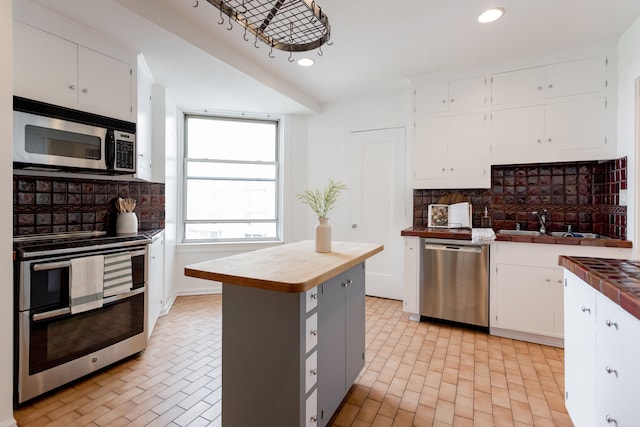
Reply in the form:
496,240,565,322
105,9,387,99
490,327,564,348
177,287,222,296
0,416,18,427
158,293,177,317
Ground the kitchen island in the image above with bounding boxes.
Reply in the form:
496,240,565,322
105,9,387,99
185,240,383,427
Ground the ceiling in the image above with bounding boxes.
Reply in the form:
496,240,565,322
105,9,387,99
24,0,640,115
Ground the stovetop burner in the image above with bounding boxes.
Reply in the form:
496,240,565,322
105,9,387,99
13,230,152,259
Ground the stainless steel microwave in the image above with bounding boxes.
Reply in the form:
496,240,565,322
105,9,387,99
13,97,137,174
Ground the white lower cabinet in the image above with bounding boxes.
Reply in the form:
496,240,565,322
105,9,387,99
595,292,640,426
490,242,631,347
564,271,597,427
147,231,164,338
564,270,640,427
493,264,563,340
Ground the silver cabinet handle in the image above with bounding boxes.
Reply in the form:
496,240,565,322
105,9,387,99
342,279,353,288
82,88,89,93
547,138,553,142
606,414,617,425
310,329,318,336
605,366,618,377
605,319,618,329
310,369,317,376
581,306,591,314
441,99,446,104
310,292,318,300
538,86,543,90
310,415,318,423
548,84,554,89
69,84,76,90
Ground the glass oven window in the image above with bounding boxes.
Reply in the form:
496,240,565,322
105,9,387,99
29,293,144,375
30,267,69,311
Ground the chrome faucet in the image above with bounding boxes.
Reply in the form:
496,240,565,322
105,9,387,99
532,209,547,234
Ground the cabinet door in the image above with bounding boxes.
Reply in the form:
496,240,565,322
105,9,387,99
448,112,488,179
595,294,640,426
491,66,545,106
545,97,608,151
564,271,596,427
448,76,486,111
345,264,365,386
78,46,133,120
136,56,153,181
403,237,419,314
490,105,545,157
494,264,555,335
545,56,607,98
413,116,448,180
13,21,78,106
317,274,346,426
414,82,449,114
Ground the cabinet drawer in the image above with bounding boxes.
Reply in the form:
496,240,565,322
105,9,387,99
306,313,318,353
306,389,318,427
305,351,318,394
306,288,319,313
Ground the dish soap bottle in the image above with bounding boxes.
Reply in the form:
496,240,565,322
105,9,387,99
481,206,492,228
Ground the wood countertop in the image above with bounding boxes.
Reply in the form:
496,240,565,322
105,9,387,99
184,240,384,293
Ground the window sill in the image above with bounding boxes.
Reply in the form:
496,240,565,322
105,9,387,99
175,240,285,255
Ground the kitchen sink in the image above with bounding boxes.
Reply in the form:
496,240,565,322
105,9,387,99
549,231,601,239
498,229,544,236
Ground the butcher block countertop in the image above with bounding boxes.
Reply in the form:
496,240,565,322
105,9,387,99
559,256,640,321
184,240,384,293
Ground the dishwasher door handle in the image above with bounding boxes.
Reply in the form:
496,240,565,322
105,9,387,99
424,244,483,253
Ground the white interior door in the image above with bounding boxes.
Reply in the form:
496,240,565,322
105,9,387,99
348,127,408,300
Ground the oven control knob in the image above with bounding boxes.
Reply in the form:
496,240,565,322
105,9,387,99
92,357,98,363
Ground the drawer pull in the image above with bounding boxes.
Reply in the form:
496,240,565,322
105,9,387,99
605,319,618,329
605,366,618,377
310,369,317,376
310,292,318,300
310,329,318,336
605,414,617,425
581,306,591,314
310,415,318,423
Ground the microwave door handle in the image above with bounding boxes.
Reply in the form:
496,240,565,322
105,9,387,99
32,260,71,271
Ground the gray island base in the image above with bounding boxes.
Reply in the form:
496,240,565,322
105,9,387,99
184,240,384,427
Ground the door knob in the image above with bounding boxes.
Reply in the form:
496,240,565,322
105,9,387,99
352,224,357,228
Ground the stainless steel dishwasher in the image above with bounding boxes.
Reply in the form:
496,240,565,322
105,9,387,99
419,238,489,328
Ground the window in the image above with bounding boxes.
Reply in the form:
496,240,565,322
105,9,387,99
183,114,280,242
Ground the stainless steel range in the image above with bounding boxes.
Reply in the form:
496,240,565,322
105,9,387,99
13,231,151,405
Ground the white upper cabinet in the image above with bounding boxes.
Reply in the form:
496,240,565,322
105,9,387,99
490,97,612,163
491,56,608,106
413,111,489,188
136,55,153,181
13,21,134,122
414,76,486,114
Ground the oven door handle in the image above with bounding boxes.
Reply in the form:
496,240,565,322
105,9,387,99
32,260,71,271
31,249,146,272
31,287,146,322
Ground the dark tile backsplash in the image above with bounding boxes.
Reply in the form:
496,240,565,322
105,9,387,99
13,175,165,236
413,157,627,239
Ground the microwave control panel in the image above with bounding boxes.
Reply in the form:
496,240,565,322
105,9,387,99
113,131,136,172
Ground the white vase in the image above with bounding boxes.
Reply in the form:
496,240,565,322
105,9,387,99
315,217,332,253
116,212,138,235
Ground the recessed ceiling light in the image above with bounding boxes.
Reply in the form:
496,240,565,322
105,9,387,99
297,57,315,67
478,7,505,24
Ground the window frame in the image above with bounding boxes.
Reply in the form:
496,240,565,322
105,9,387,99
180,111,282,244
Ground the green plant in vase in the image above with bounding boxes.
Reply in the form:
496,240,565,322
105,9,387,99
296,179,347,252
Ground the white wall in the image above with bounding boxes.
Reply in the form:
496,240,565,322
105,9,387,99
618,15,640,258
172,114,310,295
305,88,412,240
1,0,17,424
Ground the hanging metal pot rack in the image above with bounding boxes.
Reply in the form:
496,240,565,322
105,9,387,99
195,0,331,58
